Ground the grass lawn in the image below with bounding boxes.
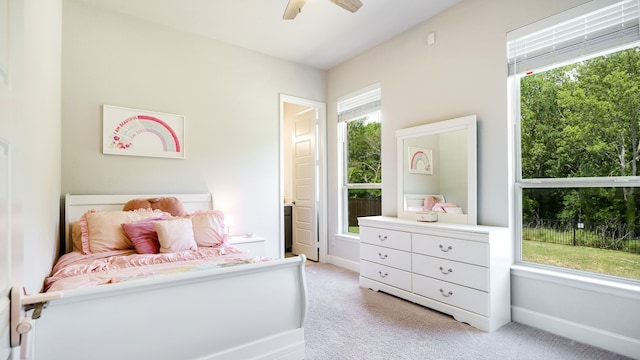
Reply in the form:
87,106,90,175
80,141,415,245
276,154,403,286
523,240,640,280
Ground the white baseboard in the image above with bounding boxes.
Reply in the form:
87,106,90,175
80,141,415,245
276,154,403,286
512,306,640,359
326,255,359,273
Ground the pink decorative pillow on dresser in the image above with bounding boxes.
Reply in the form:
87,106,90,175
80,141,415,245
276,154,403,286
423,196,440,211
443,206,464,214
431,202,457,213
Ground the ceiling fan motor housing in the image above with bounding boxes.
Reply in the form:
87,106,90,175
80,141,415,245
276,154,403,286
283,0,363,20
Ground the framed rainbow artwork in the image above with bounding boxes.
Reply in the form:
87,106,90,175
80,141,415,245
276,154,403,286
102,105,185,159
408,146,432,175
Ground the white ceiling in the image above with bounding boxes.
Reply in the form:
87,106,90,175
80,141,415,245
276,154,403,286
75,0,462,70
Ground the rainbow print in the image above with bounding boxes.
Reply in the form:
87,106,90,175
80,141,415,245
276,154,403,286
408,147,432,174
111,115,181,152
103,105,185,159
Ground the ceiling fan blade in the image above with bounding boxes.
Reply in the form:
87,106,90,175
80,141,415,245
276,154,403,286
283,0,307,20
330,0,363,13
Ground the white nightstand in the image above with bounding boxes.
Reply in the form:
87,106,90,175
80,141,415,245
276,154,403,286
228,235,266,256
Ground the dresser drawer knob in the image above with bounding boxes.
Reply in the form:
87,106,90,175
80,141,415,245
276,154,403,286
439,289,454,297
439,266,453,275
378,235,388,241
378,253,388,260
439,244,453,252
378,271,389,278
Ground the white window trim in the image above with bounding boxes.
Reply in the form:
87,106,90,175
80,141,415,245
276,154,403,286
338,83,382,234
509,0,640,283
511,264,640,300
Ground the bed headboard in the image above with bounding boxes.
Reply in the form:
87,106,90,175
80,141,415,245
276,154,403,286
64,193,214,253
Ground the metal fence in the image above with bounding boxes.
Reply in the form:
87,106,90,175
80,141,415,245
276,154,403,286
522,219,640,254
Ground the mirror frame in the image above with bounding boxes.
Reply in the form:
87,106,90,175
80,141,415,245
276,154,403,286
396,115,477,225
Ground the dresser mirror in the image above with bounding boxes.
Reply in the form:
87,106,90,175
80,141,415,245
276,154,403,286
396,115,477,224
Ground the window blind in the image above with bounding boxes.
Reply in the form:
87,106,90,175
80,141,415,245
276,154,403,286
337,85,381,122
507,0,640,75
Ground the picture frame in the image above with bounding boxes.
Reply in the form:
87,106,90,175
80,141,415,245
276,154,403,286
102,105,185,159
408,146,432,174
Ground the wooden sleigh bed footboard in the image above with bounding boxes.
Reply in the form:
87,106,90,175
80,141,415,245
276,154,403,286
19,255,307,360
10,193,308,360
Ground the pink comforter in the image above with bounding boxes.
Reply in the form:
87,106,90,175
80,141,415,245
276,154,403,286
45,246,269,292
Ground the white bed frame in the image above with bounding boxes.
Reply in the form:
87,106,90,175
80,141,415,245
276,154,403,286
11,194,307,360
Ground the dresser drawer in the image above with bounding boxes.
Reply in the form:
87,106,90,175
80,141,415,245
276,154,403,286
360,260,412,291
360,226,411,251
412,234,488,266
412,253,488,291
361,243,411,271
413,274,488,316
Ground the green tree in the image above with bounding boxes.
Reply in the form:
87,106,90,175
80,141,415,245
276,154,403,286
347,117,381,198
557,49,640,231
520,68,570,221
520,47,640,232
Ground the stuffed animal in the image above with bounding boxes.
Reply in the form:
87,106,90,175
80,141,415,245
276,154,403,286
123,197,187,217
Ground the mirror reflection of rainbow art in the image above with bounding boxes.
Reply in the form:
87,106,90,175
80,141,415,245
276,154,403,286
408,146,432,174
103,105,185,159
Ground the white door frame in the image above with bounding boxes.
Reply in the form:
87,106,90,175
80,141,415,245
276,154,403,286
0,139,11,360
279,94,327,262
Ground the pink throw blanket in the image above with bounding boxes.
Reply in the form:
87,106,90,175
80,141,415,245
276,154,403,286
45,246,269,292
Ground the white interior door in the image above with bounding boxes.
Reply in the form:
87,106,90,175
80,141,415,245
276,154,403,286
1,1,16,356
292,108,319,261
0,141,11,360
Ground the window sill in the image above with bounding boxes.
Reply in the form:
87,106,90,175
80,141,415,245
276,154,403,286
511,263,640,301
334,233,360,242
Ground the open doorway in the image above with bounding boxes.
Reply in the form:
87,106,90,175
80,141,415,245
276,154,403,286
279,95,327,262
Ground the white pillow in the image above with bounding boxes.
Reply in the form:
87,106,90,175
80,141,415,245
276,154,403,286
189,210,228,247
154,218,197,253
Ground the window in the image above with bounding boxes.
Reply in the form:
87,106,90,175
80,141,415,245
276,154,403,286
509,0,640,280
338,84,382,234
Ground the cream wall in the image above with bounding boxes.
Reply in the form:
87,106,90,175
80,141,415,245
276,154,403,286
0,0,62,295
327,0,587,228
326,0,589,266
5,0,638,357
326,0,639,357
62,0,326,258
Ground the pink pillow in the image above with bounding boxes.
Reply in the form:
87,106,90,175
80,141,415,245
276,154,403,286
423,196,440,211
432,202,457,213
79,209,171,254
189,210,228,247
154,218,197,253
71,221,83,252
444,206,464,214
121,218,166,254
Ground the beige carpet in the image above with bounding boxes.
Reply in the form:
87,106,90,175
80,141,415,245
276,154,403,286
303,261,631,360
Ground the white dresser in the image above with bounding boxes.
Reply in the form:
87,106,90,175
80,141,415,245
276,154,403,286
358,216,512,332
